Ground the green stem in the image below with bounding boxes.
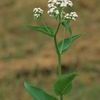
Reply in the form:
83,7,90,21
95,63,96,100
54,23,61,76
60,95,63,100
54,22,63,100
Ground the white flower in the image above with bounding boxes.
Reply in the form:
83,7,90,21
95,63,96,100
48,0,57,3
48,7,56,13
56,0,73,7
70,12,78,17
67,0,73,7
47,0,74,17
47,0,77,21
47,7,59,17
48,3,54,8
55,10,59,15
48,0,73,8
33,8,44,19
64,12,78,21
60,2,67,7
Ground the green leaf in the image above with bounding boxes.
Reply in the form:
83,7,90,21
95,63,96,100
24,81,57,100
54,73,77,96
58,34,81,54
29,25,55,37
62,20,72,35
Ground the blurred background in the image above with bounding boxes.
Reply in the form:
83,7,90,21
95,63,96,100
0,0,100,100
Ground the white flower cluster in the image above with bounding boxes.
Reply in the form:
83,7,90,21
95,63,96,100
32,0,78,21
47,0,78,21
48,0,73,8
33,8,44,19
64,12,78,21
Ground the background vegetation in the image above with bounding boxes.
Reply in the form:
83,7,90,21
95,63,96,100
0,0,100,100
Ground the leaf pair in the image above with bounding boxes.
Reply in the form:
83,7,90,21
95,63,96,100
24,73,77,100
29,25,55,37
29,25,80,55
58,34,81,54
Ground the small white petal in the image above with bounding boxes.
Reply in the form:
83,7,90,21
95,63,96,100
33,8,44,19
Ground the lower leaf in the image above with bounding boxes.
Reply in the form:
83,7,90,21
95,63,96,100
24,81,57,100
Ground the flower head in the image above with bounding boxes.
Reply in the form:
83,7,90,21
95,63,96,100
64,12,78,21
48,0,73,8
47,0,78,21
33,8,44,19
32,0,78,21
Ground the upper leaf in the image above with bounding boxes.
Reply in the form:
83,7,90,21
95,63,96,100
62,20,72,35
54,73,77,96
58,34,81,54
24,81,57,100
29,25,55,37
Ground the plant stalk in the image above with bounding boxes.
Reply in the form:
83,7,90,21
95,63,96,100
54,23,61,76
60,95,63,100
54,22,63,100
